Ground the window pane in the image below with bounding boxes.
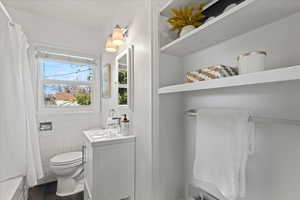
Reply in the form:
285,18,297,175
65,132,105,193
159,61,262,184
42,60,93,81
44,84,91,107
118,88,128,105
118,69,127,84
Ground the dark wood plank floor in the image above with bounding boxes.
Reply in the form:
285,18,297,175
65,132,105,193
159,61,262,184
28,182,83,200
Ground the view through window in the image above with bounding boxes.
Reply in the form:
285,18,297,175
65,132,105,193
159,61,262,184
41,59,95,108
118,63,128,105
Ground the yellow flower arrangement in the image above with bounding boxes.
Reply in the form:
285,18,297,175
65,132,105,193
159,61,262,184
168,4,206,34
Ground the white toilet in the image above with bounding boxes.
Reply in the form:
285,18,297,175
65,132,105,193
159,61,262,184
50,151,83,197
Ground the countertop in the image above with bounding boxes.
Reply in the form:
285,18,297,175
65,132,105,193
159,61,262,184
83,128,136,146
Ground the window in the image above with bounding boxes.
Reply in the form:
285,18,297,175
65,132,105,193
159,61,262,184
115,46,134,110
116,49,129,106
37,52,98,112
118,64,128,105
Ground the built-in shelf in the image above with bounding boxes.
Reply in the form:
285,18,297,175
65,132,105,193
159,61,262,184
160,0,300,56
158,66,300,94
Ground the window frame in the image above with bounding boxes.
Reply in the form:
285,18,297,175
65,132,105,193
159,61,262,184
117,63,129,106
115,46,134,110
37,56,100,114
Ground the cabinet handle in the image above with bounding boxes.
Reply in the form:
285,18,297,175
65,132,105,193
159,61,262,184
82,145,86,164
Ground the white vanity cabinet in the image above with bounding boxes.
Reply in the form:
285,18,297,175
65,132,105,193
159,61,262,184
83,131,136,200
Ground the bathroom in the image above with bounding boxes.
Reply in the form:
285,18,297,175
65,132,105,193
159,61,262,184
1,0,300,200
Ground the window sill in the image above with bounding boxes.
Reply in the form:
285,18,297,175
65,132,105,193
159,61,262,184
37,108,100,115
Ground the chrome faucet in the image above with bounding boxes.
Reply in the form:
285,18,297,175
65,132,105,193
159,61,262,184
112,117,122,128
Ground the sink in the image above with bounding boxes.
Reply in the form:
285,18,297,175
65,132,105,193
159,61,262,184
85,129,119,139
83,128,135,145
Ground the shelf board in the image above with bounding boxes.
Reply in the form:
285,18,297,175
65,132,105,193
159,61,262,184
158,66,300,94
160,0,300,56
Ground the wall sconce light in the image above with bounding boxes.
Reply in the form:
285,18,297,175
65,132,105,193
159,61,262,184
105,25,128,53
105,34,118,53
112,25,125,46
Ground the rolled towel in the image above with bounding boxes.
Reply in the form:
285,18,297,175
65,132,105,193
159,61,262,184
186,65,238,83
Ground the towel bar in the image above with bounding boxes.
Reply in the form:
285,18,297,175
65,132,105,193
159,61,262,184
185,110,300,126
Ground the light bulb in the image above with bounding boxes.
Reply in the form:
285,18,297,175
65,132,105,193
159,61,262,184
112,25,125,46
105,35,117,53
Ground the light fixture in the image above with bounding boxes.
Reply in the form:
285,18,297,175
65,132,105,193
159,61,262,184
105,34,117,53
112,25,125,46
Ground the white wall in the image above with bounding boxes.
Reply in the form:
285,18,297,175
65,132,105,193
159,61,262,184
100,52,117,127
126,2,153,200
158,54,185,200
181,12,300,200
8,7,103,183
100,1,154,199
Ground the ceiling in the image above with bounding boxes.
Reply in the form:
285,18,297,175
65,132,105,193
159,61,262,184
2,0,144,31
1,0,146,53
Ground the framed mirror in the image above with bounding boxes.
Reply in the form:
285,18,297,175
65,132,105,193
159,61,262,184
102,63,112,98
116,45,134,110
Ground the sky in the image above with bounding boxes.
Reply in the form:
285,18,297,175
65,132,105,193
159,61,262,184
43,60,93,81
42,60,93,95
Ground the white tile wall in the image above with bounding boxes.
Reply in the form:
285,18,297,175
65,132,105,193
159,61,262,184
37,112,101,183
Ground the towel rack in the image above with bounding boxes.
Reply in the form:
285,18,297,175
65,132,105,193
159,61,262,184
185,109,300,126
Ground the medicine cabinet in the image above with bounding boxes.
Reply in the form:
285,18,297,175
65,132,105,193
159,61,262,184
116,45,134,111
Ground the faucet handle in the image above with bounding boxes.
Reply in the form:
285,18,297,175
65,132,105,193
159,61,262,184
112,117,121,125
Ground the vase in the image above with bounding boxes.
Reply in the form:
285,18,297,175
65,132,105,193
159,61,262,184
180,25,195,37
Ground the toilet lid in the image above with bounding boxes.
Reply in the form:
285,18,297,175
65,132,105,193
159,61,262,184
50,151,82,166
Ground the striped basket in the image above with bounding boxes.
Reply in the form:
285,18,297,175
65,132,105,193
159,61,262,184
186,65,238,83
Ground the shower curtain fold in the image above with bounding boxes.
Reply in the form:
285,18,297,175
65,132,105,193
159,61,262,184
0,2,43,187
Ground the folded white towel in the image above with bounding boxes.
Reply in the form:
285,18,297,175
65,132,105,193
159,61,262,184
192,109,255,200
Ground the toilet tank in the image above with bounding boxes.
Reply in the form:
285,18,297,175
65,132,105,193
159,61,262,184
83,130,135,200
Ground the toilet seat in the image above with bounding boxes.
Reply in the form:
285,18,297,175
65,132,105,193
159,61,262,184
51,160,82,169
50,151,82,166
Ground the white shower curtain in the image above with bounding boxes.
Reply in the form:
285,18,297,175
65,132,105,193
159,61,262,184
0,2,43,187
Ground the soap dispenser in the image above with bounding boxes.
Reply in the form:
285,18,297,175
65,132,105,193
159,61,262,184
121,114,130,136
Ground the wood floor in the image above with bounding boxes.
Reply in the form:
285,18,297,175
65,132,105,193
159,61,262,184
28,182,83,200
